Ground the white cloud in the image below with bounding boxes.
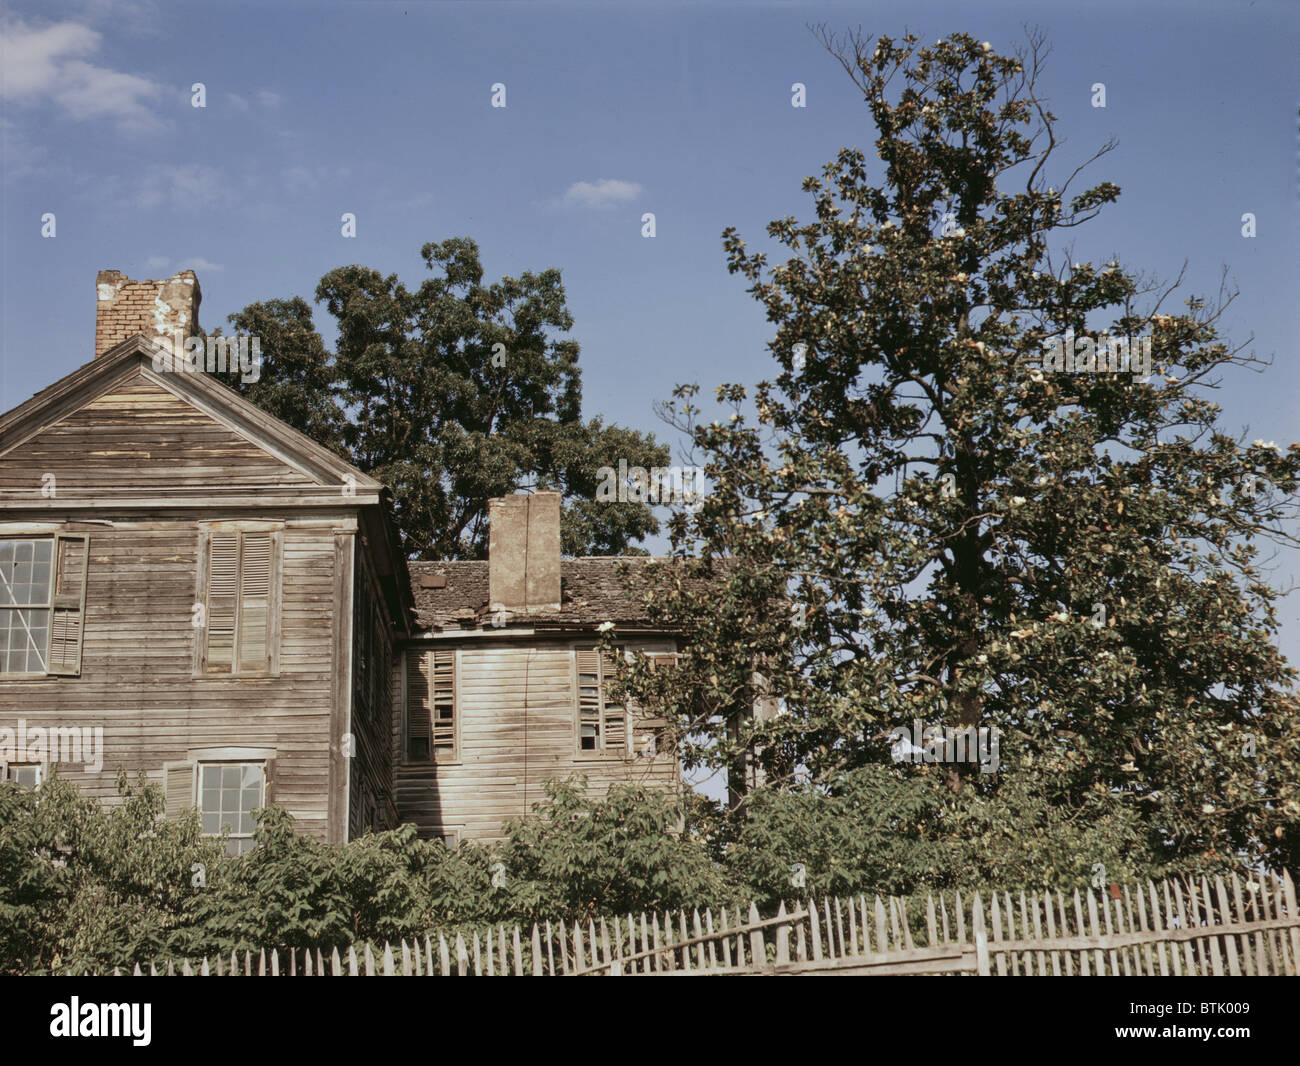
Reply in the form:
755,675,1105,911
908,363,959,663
563,178,643,210
144,255,223,274
177,256,223,272
135,164,229,209
226,90,279,112
0,18,162,131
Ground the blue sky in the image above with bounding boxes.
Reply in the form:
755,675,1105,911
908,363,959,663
3,0,1298,686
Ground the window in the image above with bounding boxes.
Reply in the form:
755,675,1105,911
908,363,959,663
576,646,627,754
406,648,456,761
2,763,43,788
0,536,88,676
199,530,278,675
197,763,264,855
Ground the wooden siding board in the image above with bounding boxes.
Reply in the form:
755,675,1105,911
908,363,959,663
394,640,679,840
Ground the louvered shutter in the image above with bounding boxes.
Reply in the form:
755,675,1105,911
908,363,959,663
164,763,195,819
406,650,431,760
204,533,239,672
576,648,602,750
263,758,277,806
430,649,456,756
237,532,272,673
48,534,89,675
600,652,627,753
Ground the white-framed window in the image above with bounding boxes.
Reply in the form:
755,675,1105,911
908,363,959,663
197,762,265,855
0,535,89,677
2,762,44,788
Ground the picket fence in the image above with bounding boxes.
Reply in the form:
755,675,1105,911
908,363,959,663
101,869,1300,977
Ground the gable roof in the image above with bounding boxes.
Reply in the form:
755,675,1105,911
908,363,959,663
0,335,382,506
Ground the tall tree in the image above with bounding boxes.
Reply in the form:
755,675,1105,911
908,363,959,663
227,238,668,559
624,29,1300,876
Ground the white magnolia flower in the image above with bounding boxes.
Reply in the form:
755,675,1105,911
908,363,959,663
1010,496,1027,506
981,42,991,50
597,621,615,633
1252,439,1281,452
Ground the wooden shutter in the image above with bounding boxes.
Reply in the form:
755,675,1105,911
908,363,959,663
576,648,602,750
48,534,89,675
164,762,194,819
430,649,456,756
406,649,431,760
600,652,627,753
237,532,272,673
204,533,239,672
203,531,276,675
262,758,277,807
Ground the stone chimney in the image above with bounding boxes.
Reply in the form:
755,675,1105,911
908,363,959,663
488,492,562,614
95,269,202,358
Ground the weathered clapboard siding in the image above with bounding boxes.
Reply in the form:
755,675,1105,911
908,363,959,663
394,639,679,841
0,520,343,838
0,373,319,492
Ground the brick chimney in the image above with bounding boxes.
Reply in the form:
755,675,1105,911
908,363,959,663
95,269,202,358
488,492,562,614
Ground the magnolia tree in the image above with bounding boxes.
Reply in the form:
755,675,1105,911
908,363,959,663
620,29,1300,877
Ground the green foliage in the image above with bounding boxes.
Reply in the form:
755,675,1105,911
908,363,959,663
226,237,669,559
725,767,1163,908
0,775,728,972
498,778,736,923
0,772,1262,972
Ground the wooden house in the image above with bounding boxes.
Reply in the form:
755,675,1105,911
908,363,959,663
400,493,680,843
0,269,681,849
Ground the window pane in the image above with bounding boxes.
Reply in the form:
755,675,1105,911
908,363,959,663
0,608,49,673
199,762,263,848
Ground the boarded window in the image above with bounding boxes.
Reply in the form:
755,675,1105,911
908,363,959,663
0,535,87,676
576,646,626,754
202,531,277,675
407,648,456,761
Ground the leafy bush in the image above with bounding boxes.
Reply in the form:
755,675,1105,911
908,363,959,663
0,769,1253,973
